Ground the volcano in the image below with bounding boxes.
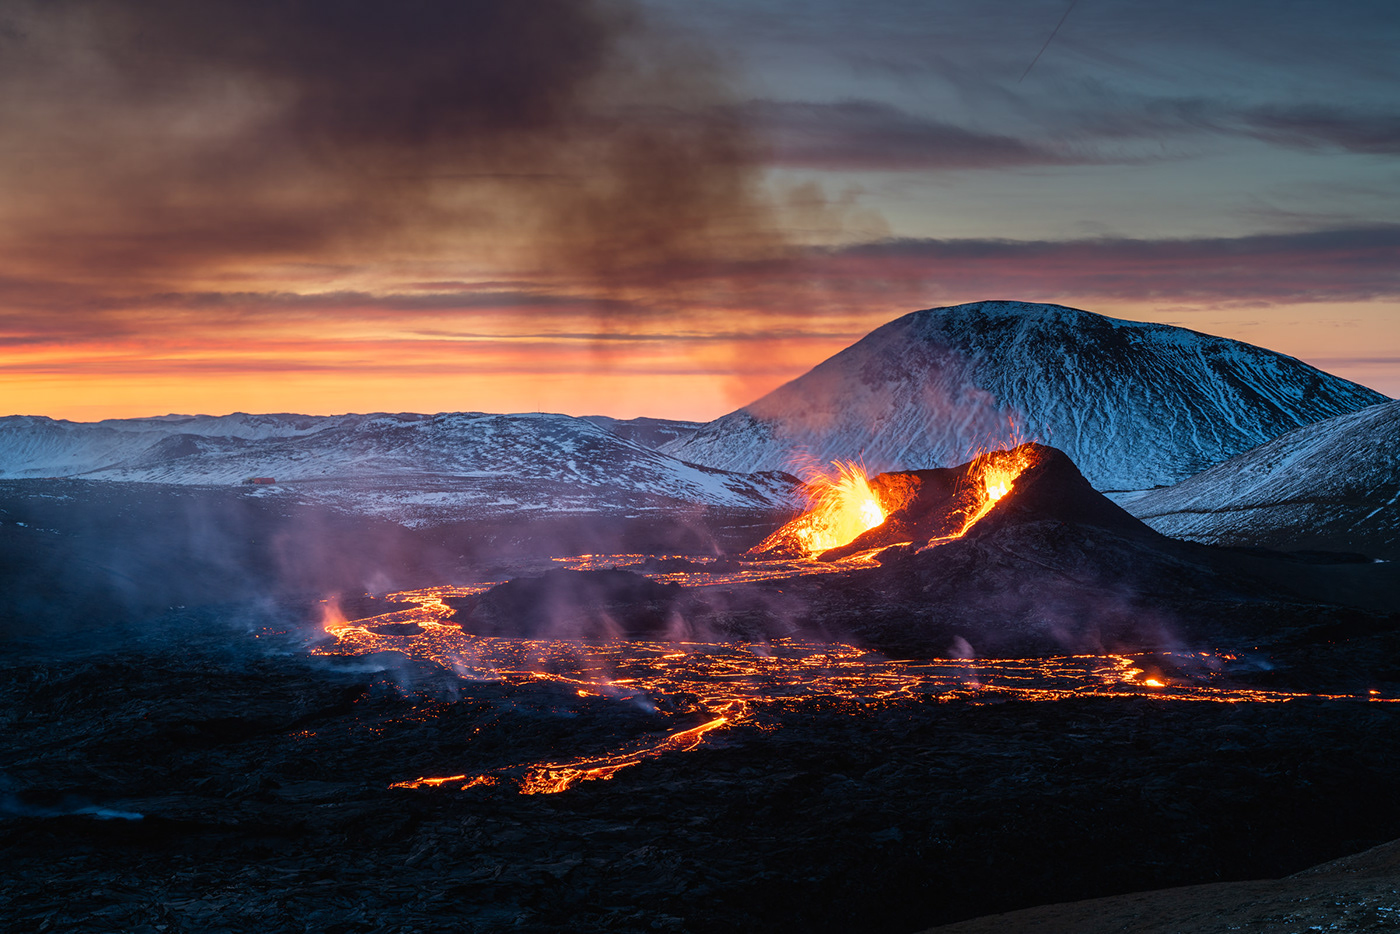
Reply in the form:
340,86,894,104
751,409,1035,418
749,443,1096,561
662,301,1387,491
714,444,1222,656
434,443,1396,659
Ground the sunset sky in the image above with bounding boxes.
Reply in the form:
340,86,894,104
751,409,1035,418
2,0,1397,421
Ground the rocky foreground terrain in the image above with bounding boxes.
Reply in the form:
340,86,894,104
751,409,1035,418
926,836,1400,934
3,615,1400,934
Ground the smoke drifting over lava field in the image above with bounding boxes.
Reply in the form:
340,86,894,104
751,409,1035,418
4,302,1400,933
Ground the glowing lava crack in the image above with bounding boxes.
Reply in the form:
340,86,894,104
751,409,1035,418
313,585,1396,796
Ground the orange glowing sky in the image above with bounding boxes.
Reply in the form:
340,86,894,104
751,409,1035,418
8,297,1396,424
2,0,1396,422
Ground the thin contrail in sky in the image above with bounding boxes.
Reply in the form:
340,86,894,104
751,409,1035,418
1019,0,1080,82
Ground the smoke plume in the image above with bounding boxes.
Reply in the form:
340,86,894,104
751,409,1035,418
0,0,779,291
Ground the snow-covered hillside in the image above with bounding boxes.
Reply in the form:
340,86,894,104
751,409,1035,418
1126,400,1400,559
0,412,794,526
662,301,1389,491
581,416,699,449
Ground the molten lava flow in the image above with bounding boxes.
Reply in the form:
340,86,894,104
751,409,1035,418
923,443,1042,549
961,444,1038,524
510,715,731,795
308,584,1398,796
752,443,1045,560
754,460,888,558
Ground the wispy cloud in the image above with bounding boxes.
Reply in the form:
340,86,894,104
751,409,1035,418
1239,105,1400,155
6,227,1396,358
743,99,1086,170
811,226,1400,304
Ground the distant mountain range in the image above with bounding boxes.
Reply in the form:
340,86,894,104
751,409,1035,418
1128,400,1400,560
662,301,1388,491
0,412,788,527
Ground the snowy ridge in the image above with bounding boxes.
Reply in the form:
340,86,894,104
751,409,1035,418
0,413,361,479
1126,400,1400,558
581,416,699,449
0,412,795,526
662,301,1389,490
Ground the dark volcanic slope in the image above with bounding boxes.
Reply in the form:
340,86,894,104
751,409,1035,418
663,301,1387,491
830,446,1400,656
791,446,1241,657
1129,400,1400,560
813,443,1147,562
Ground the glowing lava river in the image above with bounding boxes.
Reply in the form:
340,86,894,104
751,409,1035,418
314,578,1396,796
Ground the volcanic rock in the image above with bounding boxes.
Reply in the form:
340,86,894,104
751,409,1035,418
922,836,1400,934
0,478,779,644
448,569,701,639
1128,399,1400,560
811,443,1154,562
6,628,1400,934
662,300,1386,491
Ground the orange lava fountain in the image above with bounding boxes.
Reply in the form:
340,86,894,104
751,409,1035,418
755,443,1043,559
757,460,888,557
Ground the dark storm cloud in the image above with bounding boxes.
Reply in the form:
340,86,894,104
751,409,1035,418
743,100,1082,170
0,0,777,285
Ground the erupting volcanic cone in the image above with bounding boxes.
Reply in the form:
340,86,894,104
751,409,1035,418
750,442,1135,562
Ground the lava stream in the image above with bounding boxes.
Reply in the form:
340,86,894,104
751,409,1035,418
311,584,1397,795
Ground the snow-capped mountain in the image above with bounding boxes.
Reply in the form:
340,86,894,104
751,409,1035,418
581,416,700,449
0,412,794,526
661,301,1389,491
1126,400,1400,559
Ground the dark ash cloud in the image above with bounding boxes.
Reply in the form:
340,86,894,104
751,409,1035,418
0,0,780,287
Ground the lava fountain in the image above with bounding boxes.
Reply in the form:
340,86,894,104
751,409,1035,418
753,443,1043,559
923,443,1042,548
754,460,889,558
